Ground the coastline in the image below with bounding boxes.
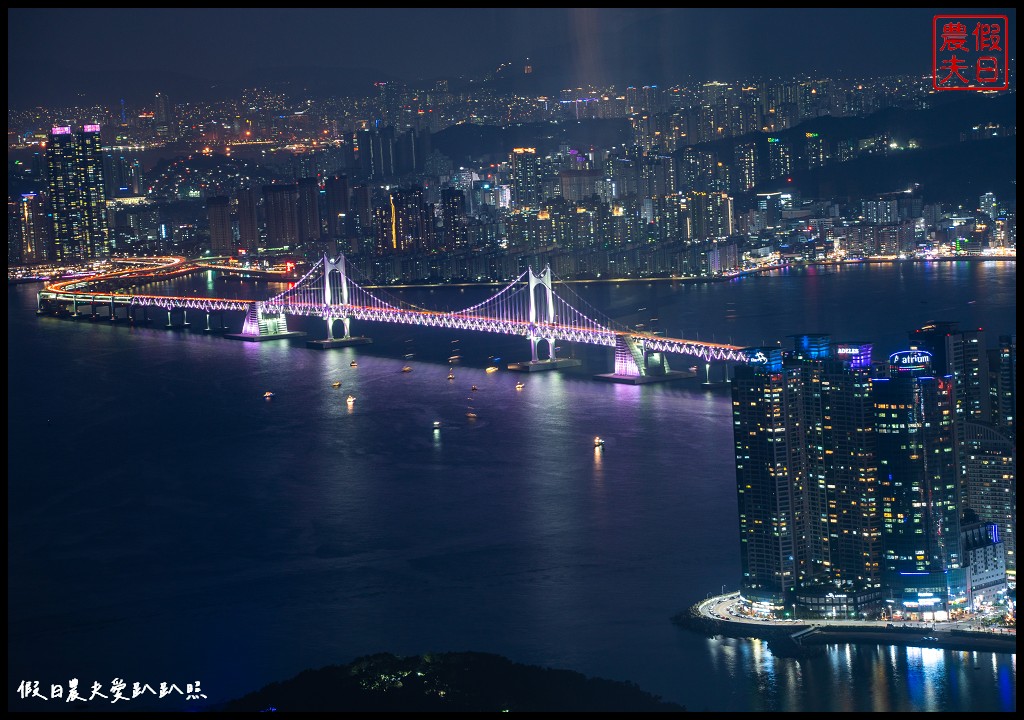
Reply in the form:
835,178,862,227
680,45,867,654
673,601,1018,657
9,254,1015,290
362,254,1016,290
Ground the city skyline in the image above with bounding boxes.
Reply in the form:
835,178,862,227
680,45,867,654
8,8,1017,107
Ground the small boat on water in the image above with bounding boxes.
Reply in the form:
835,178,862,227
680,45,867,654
448,355,461,362
331,381,341,388
466,411,478,419
471,385,479,391
264,391,275,399
593,436,605,448
402,366,413,373
447,370,455,380
433,420,442,429
516,382,525,391
485,366,499,373
346,395,356,405
350,361,358,367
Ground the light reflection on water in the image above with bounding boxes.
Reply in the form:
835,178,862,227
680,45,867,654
8,262,1016,712
703,638,1014,712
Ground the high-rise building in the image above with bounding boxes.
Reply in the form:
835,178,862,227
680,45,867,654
731,334,987,619
206,196,233,256
756,191,783,230
804,132,829,170
154,92,176,139
376,186,430,254
262,184,299,250
733,143,758,192
908,321,992,504
687,191,733,241
46,125,110,262
873,350,963,616
296,177,323,249
439,187,468,252
19,192,51,264
350,184,375,253
960,508,1009,609
732,347,797,609
789,337,880,589
766,137,792,181
510,148,542,208
979,192,998,220
959,422,1016,577
46,127,80,258
732,336,884,614
989,334,1016,435
324,175,351,240
357,127,396,180
236,187,261,254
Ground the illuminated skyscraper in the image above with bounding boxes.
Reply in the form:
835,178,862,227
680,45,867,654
510,148,542,208
439,187,468,251
376,186,430,254
733,143,758,192
46,124,110,262
19,193,51,264
357,127,395,180
154,91,176,139
733,336,883,616
909,322,990,426
873,350,963,615
990,334,1016,435
959,422,1016,577
687,191,733,241
732,347,798,610
788,337,880,590
766,137,792,181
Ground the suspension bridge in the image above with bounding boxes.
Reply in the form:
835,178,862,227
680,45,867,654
36,254,752,380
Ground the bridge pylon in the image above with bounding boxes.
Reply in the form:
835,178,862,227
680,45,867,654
323,253,351,340
528,265,557,362
304,254,373,350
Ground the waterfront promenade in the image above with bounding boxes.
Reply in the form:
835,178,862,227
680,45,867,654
683,593,1017,654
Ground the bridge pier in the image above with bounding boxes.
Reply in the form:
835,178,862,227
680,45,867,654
308,310,372,348
203,310,229,334
305,256,372,349
226,302,306,342
594,336,696,385
163,308,191,330
701,361,731,387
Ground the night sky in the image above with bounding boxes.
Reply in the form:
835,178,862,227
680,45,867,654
7,8,1017,106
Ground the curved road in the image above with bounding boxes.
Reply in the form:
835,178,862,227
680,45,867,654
694,592,1016,652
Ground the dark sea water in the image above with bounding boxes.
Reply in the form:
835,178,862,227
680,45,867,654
7,260,1016,712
